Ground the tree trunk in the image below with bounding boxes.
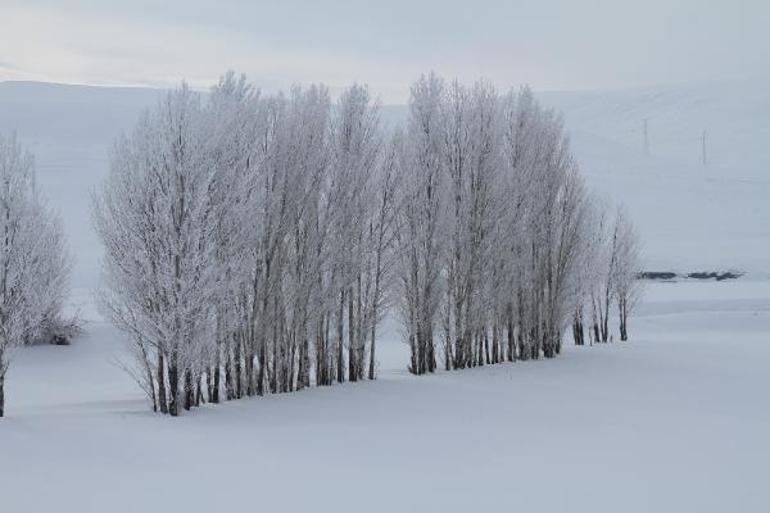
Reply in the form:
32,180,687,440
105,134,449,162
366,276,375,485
245,346,255,396
270,315,279,394
443,307,452,371
225,346,235,400
316,317,326,386
195,376,203,406
573,310,584,346
234,336,243,399
183,368,193,411
337,289,345,383
157,352,168,414
212,312,222,403
601,293,610,342
207,367,214,403
257,337,266,396
409,332,417,375
212,362,220,404
138,345,157,412
427,325,436,373
168,356,179,417
284,331,293,393
301,337,311,388
355,275,364,380
619,297,628,341
348,287,357,382
507,310,515,362
0,372,5,418
368,320,377,380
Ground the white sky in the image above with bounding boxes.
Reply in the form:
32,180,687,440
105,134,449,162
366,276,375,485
1,0,768,102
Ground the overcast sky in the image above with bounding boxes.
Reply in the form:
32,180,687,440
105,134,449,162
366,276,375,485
1,0,768,102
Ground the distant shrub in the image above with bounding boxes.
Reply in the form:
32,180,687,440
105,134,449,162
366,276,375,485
637,271,677,280
28,315,83,346
687,271,743,281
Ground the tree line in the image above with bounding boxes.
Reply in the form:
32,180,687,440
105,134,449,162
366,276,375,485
89,71,641,416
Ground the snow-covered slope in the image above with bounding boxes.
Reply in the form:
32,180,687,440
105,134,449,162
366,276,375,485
0,81,162,289
0,81,160,145
541,79,770,274
543,78,770,175
1,79,768,284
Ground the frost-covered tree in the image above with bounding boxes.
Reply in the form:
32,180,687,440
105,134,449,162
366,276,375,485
570,195,605,346
610,208,642,341
94,85,218,416
582,203,643,344
441,80,502,369
363,134,402,379
326,84,382,382
396,73,446,375
0,133,71,417
202,72,262,402
585,204,613,344
270,84,330,393
497,86,583,359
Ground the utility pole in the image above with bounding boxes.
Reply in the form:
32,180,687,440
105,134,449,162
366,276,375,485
701,130,707,166
643,118,650,156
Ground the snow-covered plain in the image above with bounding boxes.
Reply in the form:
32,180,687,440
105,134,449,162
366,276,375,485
1,79,768,512
1,280,768,512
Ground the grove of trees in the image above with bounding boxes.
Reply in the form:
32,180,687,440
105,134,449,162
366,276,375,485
93,72,641,415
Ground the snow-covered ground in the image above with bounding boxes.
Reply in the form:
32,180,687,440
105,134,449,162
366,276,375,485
1,79,768,511
1,280,768,512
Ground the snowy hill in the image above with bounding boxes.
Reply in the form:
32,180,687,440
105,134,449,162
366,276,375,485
542,78,770,175
541,79,770,275
0,81,160,144
1,79,768,289
0,81,162,289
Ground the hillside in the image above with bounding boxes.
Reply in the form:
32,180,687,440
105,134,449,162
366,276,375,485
543,79,770,274
1,79,768,288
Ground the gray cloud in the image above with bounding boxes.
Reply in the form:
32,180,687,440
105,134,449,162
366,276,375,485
2,0,768,102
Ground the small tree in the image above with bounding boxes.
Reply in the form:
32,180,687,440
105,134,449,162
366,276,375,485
611,208,642,341
0,133,71,417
